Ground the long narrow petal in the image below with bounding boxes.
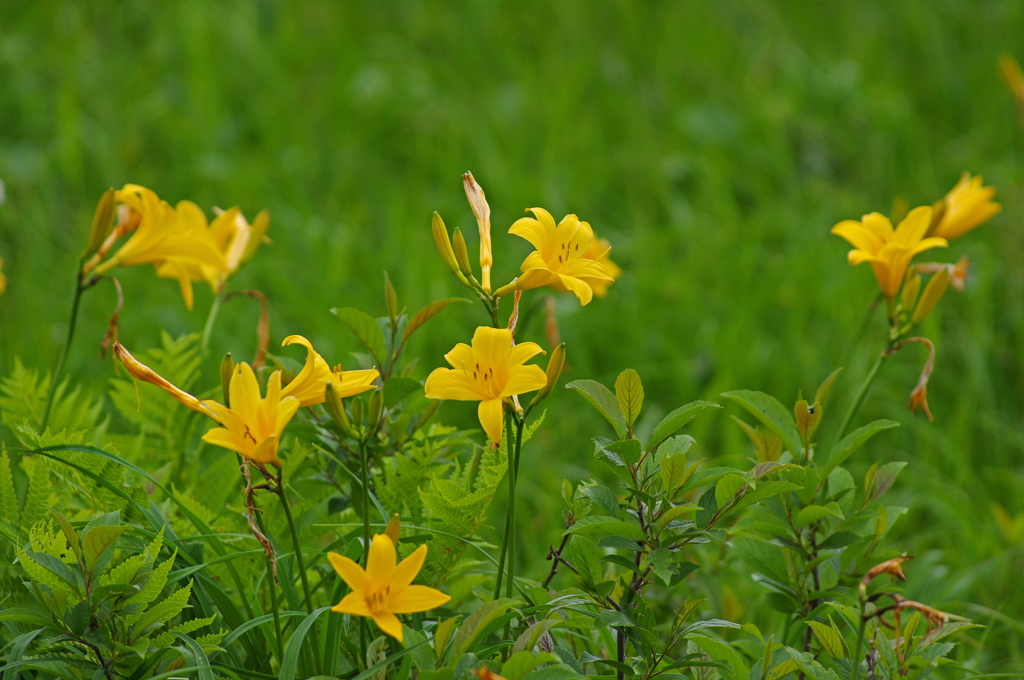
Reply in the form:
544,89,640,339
893,206,932,245
201,427,253,457
508,216,549,252
831,220,882,254
424,367,485,401
443,343,475,370
478,398,505,444
390,544,428,590
274,396,301,436
499,365,548,398
514,266,559,291
335,369,380,397
251,434,279,464
366,534,397,587
388,585,452,614
471,327,513,370
847,249,879,265
508,342,545,367
331,590,371,616
372,611,404,641
910,237,948,256
328,552,370,590
862,212,894,241
229,363,262,424
556,273,595,305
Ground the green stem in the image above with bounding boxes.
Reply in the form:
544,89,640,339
278,477,322,675
834,350,889,444
506,417,524,600
492,411,518,599
359,444,371,562
849,609,868,680
42,273,84,429
254,509,284,663
201,291,223,354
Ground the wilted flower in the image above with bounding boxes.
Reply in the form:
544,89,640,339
279,335,379,407
328,533,450,642
500,208,614,305
424,327,547,443
831,207,947,299
464,172,493,293
929,173,1001,241
114,342,299,465
861,556,913,590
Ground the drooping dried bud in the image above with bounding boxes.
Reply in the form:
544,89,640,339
911,267,950,325
472,668,507,680
324,382,356,437
384,513,401,544
84,188,116,259
463,171,492,293
114,342,219,422
861,556,913,589
894,598,950,627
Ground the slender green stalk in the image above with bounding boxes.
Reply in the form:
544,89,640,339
278,480,322,675
201,291,223,354
506,417,524,599
492,411,515,599
849,610,868,680
42,273,84,429
834,350,889,444
253,509,284,663
359,444,372,562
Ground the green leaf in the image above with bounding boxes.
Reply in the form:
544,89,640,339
805,618,848,659
715,474,746,508
647,548,674,585
795,505,843,529
594,610,635,628
721,390,802,457
730,481,802,513
83,524,129,571
278,606,332,680
614,369,644,429
24,551,79,588
450,598,518,661
402,298,469,342
820,420,899,478
564,515,645,542
384,377,422,409
680,467,743,495
660,452,689,492
49,508,80,559
817,531,861,550
599,439,642,466
566,379,626,439
582,485,619,516
332,307,387,367
688,634,750,680
766,659,800,680
815,369,843,406
647,400,721,452
566,535,603,590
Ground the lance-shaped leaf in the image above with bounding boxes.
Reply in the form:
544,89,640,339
567,379,627,439
332,307,387,367
615,369,644,430
648,400,721,452
402,298,469,342
722,390,802,456
820,420,899,478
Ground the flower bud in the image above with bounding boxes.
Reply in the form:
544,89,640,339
84,188,116,259
463,171,492,293
325,382,358,437
220,353,235,407
529,342,565,407
928,198,947,235
900,270,921,314
431,212,464,280
912,267,950,325
384,513,401,544
451,227,474,279
368,388,384,427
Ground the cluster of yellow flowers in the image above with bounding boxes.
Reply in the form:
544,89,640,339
82,184,270,309
832,172,1000,303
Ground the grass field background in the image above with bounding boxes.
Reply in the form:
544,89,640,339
1,1,1023,671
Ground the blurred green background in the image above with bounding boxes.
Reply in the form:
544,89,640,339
1,0,1022,671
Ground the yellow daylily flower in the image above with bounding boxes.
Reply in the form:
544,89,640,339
92,185,224,278
581,237,621,298
279,335,379,407
328,533,450,642
114,342,299,465
831,206,947,299
424,327,547,443
928,172,1001,241
502,208,613,305
0,255,6,295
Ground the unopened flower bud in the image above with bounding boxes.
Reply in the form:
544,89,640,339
368,388,383,426
530,342,565,407
84,188,116,259
384,513,401,544
911,267,950,325
431,212,464,282
451,227,475,280
463,171,492,293
900,271,921,313
220,353,235,407
324,382,356,436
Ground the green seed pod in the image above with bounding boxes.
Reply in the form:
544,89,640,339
220,353,235,407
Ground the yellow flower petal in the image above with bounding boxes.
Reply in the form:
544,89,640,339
332,590,372,617
390,544,428,590
478,398,505,444
508,342,545,367
471,327,513,371
424,367,486,401
366,534,397,587
328,552,369,590
389,585,451,614
201,427,252,457
499,365,548,398
893,206,932,245
229,363,262,424
251,434,280,465
372,611,404,641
